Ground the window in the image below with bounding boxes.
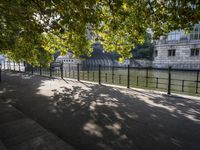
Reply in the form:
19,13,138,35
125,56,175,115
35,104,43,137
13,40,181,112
168,49,176,56
190,25,200,40
154,50,158,57
167,31,181,41
191,48,199,56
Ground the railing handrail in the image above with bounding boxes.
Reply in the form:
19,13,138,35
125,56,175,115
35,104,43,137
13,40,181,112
2,61,199,96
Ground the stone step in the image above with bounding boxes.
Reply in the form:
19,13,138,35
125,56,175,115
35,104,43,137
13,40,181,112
0,140,8,150
0,103,75,150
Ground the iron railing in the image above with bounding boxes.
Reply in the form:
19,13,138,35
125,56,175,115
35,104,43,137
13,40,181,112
1,61,200,96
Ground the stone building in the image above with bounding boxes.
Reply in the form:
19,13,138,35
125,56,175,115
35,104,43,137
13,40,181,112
55,43,153,68
56,52,82,65
153,24,200,69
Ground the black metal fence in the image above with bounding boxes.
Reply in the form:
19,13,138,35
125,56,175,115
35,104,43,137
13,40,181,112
1,61,200,96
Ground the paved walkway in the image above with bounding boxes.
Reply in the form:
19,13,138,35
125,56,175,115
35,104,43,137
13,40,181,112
0,71,200,150
0,102,75,150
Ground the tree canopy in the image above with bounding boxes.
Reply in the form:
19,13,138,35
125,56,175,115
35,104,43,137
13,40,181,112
0,0,200,65
131,33,154,60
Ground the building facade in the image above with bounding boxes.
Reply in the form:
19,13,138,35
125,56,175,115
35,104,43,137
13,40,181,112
55,43,153,68
56,52,82,65
153,24,200,69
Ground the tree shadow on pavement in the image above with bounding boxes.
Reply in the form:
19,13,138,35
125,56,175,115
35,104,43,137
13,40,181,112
0,71,200,150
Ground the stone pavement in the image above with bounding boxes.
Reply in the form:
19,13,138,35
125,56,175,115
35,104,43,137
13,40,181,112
0,71,200,150
0,102,75,150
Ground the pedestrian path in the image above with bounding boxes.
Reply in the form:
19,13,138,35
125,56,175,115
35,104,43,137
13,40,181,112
0,102,75,150
1,71,200,150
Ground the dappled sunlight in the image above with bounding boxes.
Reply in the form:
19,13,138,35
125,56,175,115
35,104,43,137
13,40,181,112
184,114,200,122
177,108,200,123
37,79,92,99
137,94,176,112
124,112,138,120
105,123,122,135
0,88,15,94
132,89,200,123
83,120,103,138
1,71,200,150
89,100,119,111
113,111,124,121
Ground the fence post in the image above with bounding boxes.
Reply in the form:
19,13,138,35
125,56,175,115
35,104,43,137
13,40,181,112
87,68,89,80
14,62,15,71
137,76,139,86
167,66,172,95
31,65,34,74
19,63,20,72
156,77,158,88
112,65,114,83
119,74,121,84
77,63,80,81
40,64,42,76
127,65,130,88
196,70,199,94
23,61,25,72
7,61,9,70
69,64,70,77
98,64,101,85
0,66,1,82
146,68,149,87
182,80,184,92
50,63,52,77
61,62,63,79
24,62,26,73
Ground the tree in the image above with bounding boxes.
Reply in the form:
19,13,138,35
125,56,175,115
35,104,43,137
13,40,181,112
132,33,154,60
0,0,200,66
0,0,53,65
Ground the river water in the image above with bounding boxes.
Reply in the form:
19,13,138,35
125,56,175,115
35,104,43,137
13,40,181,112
77,66,200,96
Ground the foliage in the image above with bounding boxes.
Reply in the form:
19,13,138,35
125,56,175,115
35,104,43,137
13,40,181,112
0,0,200,66
132,43,154,60
132,33,154,60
